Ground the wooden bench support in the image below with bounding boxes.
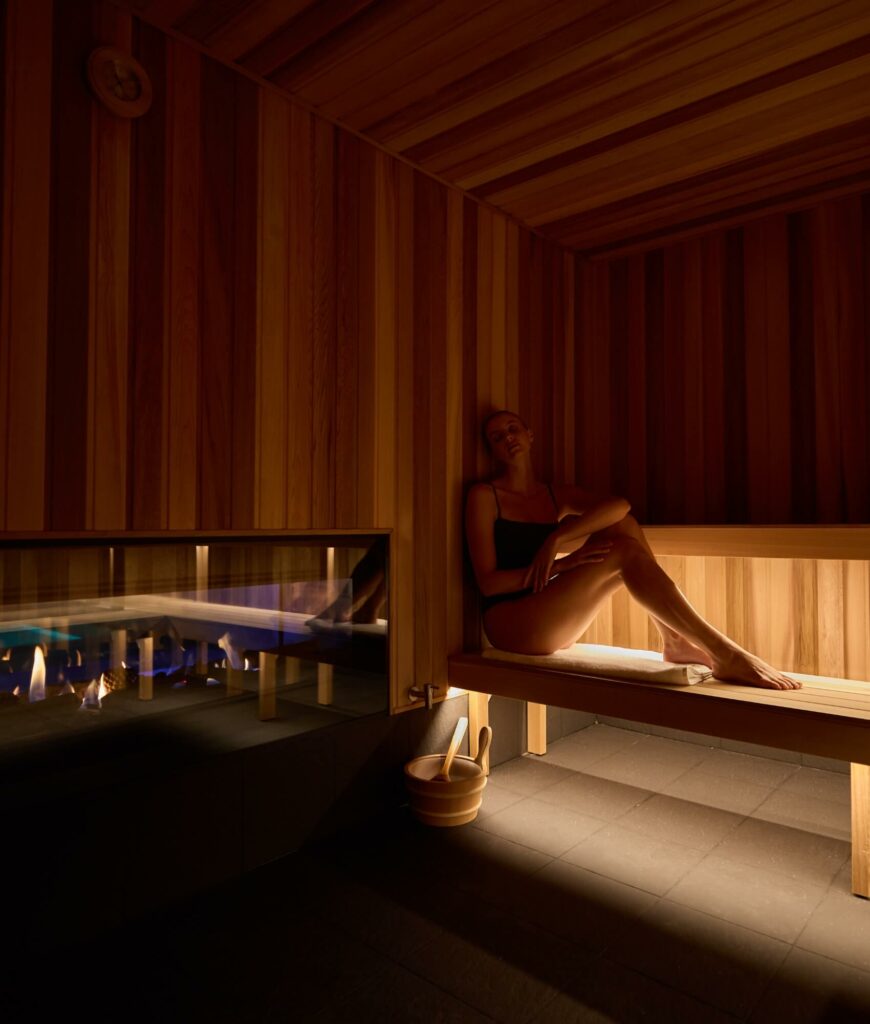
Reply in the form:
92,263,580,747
853,763,870,899
468,691,490,774
317,663,333,705
527,702,547,756
259,651,277,721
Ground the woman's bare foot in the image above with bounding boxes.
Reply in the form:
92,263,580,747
662,636,714,670
712,650,801,690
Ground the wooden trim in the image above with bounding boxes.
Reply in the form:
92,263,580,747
644,526,870,560
448,653,870,765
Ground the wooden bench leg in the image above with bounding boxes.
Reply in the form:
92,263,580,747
468,691,490,774
317,662,333,705
852,763,870,898
259,652,277,721
527,702,547,756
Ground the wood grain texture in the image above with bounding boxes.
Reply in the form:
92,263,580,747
115,0,870,253
571,200,870,523
0,0,52,532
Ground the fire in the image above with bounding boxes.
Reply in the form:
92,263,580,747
80,674,110,710
28,646,46,703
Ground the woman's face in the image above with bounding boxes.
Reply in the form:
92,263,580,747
485,412,533,464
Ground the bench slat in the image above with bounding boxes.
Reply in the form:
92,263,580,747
448,653,870,765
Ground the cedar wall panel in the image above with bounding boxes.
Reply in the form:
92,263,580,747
573,199,870,524
0,0,570,707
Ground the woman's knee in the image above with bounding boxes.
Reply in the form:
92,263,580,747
602,533,645,569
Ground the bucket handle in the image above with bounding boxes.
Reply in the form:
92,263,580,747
474,725,492,771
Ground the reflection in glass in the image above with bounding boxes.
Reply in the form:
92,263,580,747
0,534,389,744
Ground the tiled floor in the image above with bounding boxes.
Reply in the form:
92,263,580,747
11,723,870,1023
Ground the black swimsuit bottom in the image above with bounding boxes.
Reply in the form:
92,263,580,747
481,484,560,614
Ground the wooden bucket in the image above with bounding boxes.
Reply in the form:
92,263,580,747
404,726,492,827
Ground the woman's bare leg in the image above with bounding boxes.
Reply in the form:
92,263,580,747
596,515,712,668
485,535,800,690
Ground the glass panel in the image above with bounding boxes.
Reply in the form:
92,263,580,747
0,534,389,746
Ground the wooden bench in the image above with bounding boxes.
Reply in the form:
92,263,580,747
448,526,870,898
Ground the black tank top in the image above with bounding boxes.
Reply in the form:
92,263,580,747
481,484,560,612
492,483,560,568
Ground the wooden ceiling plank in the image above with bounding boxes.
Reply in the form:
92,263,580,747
131,0,201,26
205,0,317,61
293,0,508,109
558,143,870,250
486,58,870,220
433,2,870,186
571,172,870,256
383,0,791,159
331,0,706,134
173,0,253,41
365,0,617,143
240,0,378,77
507,83,870,229
268,0,438,94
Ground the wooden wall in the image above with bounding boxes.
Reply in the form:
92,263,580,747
0,0,572,706
572,197,870,524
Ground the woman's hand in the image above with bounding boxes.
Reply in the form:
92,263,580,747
523,539,559,593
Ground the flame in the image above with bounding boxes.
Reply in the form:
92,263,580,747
80,674,109,710
60,681,75,696
218,633,242,669
28,646,46,703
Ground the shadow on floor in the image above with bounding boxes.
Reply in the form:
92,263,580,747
3,805,869,1024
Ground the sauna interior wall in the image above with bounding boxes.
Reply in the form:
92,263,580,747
571,200,870,680
0,0,572,707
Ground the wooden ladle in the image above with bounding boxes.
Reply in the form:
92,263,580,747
434,716,469,781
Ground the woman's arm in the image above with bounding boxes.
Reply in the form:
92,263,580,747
465,484,532,597
525,486,630,592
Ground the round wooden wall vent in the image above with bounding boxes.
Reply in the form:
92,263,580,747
86,47,152,118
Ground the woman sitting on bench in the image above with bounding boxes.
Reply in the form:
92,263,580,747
465,410,800,691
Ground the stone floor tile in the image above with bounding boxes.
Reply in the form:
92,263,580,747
667,854,828,942
489,757,576,795
749,947,870,1024
581,749,696,791
697,747,800,787
712,816,849,887
507,859,657,954
476,781,525,819
526,956,739,1023
752,787,851,841
533,771,650,821
778,766,852,806
561,823,705,896
305,959,497,1023
662,770,772,815
475,796,606,857
796,889,870,972
618,793,744,851
607,899,789,1018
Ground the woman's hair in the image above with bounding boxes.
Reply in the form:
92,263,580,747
481,409,526,449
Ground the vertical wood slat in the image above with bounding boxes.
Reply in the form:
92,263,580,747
164,38,200,530
87,6,132,530
311,117,336,527
130,20,167,531
255,88,291,529
394,161,415,702
1,0,52,531
286,104,313,528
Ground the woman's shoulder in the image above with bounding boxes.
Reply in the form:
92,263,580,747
467,480,496,499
